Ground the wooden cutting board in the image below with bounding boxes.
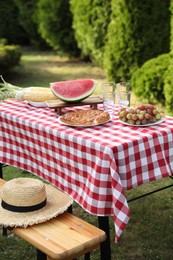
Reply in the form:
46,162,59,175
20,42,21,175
46,96,103,115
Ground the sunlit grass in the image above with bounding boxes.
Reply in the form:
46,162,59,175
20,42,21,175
4,48,106,93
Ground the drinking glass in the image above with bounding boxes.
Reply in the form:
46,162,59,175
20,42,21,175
101,82,115,93
117,91,131,107
116,82,131,92
116,82,131,107
102,91,116,115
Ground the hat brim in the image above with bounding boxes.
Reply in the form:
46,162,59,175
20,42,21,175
0,183,73,228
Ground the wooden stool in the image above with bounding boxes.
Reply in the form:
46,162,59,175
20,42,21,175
0,179,106,260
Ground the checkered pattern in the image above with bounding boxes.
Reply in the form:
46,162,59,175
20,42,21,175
0,99,173,242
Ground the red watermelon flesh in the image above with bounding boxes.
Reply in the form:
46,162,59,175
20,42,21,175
50,79,97,103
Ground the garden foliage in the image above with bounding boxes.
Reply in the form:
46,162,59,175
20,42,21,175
104,0,170,83
14,0,47,48
164,0,173,114
164,54,173,114
131,53,169,105
0,45,21,73
0,0,29,45
36,0,80,56
70,0,111,66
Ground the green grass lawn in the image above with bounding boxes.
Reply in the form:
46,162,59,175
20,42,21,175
1,49,173,259
3,48,107,94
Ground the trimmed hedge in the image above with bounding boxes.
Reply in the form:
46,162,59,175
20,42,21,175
104,0,170,82
0,0,29,45
70,0,111,66
14,0,48,49
131,53,169,105
164,53,173,114
36,0,80,57
164,0,173,115
0,45,22,73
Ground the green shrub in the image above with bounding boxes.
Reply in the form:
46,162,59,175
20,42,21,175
70,0,111,66
14,0,48,49
0,45,22,72
36,0,80,57
164,55,173,115
0,0,29,45
164,0,173,115
104,0,170,82
131,53,169,105
0,39,7,46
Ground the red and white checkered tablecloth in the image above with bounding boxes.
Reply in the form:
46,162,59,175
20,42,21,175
0,99,173,242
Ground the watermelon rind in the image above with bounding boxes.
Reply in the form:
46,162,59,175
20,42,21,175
50,79,97,103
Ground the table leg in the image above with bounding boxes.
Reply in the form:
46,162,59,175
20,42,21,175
98,216,111,260
36,249,46,260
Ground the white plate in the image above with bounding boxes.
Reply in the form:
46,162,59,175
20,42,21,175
28,101,47,107
120,118,164,127
57,116,111,128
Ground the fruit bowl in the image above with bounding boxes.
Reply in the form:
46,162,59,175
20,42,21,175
118,104,165,126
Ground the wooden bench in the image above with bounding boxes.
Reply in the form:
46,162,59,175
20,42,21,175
0,178,106,260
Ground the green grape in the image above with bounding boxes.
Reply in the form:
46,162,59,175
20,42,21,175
126,113,132,120
128,119,135,124
135,120,141,125
121,117,127,122
138,114,144,120
119,110,125,118
155,113,161,120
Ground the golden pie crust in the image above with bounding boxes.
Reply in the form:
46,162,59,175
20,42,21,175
60,110,110,126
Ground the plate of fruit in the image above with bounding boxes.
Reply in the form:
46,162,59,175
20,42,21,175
118,104,165,126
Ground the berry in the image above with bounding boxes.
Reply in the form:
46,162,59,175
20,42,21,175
118,104,164,125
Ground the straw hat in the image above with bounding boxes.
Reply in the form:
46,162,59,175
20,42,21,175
0,178,73,228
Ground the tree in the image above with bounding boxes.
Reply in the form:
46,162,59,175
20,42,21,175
164,0,173,114
104,0,170,82
0,0,29,45
14,0,48,48
36,0,80,57
70,0,111,66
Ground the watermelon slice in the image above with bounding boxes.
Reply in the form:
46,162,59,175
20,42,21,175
50,79,97,103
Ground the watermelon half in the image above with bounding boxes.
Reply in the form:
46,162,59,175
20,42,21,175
50,79,97,103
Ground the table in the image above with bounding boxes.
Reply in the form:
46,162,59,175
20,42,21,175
0,100,173,257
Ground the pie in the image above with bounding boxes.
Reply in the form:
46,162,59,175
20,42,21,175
60,110,110,126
